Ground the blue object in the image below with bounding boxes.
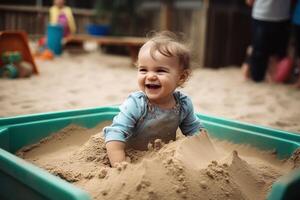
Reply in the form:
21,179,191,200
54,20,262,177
47,24,63,55
293,0,300,25
86,24,110,36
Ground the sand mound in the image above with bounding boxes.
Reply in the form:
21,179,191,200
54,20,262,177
17,124,297,200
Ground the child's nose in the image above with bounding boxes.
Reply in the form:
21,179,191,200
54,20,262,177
147,72,157,80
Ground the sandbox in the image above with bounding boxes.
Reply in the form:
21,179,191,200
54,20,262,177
0,106,300,200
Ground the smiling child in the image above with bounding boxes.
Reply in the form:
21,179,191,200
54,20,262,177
103,31,205,167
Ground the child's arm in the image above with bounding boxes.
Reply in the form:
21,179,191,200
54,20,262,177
104,92,145,167
106,141,126,167
179,94,205,136
65,7,76,34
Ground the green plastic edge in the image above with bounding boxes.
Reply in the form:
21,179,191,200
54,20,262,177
0,106,119,127
267,168,300,200
0,148,90,200
0,110,118,200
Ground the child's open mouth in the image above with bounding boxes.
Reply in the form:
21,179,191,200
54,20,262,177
145,83,161,89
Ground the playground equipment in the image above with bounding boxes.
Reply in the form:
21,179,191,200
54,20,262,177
0,31,39,77
0,106,299,200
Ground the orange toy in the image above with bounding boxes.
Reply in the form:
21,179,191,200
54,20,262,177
39,49,54,60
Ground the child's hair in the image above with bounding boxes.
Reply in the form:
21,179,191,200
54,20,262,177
144,31,191,72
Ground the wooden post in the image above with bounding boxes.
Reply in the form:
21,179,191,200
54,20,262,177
160,0,173,30
199,0,209,67
189,0,209,68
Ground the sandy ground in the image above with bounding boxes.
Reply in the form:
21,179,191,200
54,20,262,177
0,50,300,133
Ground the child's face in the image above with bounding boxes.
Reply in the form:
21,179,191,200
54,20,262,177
137,43,185,106
54,0,65,7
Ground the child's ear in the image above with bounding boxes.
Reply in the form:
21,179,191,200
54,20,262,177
178,69,190,86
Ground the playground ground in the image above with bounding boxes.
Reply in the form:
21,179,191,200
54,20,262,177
0,50,300,133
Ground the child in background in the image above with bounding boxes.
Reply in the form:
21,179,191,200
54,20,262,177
50,0,76,37
103,31,206,167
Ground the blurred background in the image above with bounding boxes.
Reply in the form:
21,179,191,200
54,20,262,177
0,0,252,68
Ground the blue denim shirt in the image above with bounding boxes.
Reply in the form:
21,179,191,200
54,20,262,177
103,91,204,150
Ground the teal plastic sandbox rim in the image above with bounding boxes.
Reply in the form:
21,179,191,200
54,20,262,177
0,106,300,200
1,106,299,158
0,148,90,200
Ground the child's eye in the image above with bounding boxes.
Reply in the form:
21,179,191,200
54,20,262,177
139,68,147,73
157,69,167,73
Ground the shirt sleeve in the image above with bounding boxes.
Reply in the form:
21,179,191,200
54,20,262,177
49,6,57,25
179,94,204,136
103,93,144,143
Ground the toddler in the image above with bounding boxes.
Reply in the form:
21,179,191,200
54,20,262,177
50,0,76,37
104,31,206,167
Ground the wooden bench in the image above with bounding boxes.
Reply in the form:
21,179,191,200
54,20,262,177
63,34,148,64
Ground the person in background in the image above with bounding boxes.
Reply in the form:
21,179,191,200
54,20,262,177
50,0,76,37
244,0,291,82
103,31,207,167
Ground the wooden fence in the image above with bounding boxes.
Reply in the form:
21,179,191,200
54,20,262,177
205,2,252,68
0,5,93,38
0,4,207,67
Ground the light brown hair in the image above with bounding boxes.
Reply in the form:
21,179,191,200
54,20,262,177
138,31,191,86
145,31,191,71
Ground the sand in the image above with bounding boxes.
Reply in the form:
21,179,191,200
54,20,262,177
17,122,298,200
0,51,300,133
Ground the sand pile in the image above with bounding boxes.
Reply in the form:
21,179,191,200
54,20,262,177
17,123,297,200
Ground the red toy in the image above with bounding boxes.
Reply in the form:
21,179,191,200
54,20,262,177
273,57,293,83
38,36,46,47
